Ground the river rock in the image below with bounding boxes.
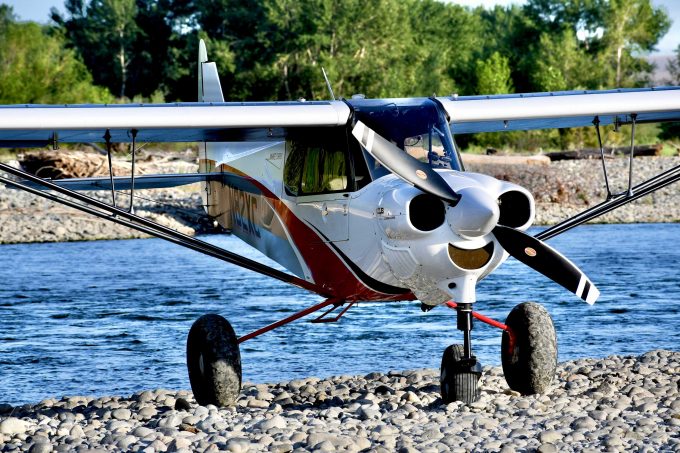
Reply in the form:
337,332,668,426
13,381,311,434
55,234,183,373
1,350,678,452
0,417,30,435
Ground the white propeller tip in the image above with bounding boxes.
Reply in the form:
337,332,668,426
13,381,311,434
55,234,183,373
585,286,600,305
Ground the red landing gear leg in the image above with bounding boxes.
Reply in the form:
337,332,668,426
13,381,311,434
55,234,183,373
238,297,344,344
187,298,346,408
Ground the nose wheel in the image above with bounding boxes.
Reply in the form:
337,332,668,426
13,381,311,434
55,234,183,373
440,303,482,403
440,301,557,404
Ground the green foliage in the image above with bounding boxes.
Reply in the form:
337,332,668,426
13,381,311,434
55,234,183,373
0,0,675,150
598,0,670,87
476,52,513,94
0,7,112,104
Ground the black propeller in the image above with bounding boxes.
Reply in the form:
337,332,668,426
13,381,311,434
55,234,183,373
351,120,599,304
351,121,460,206
493,225,599,304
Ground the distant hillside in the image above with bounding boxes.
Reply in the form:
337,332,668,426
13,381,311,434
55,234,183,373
648,54,673,85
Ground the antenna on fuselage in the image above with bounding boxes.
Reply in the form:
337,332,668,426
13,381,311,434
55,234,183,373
321,67,336,100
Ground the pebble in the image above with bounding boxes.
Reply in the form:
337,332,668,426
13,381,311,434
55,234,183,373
175,398,191,411
0,350,678,452
0,417,30,435
111,408,131,420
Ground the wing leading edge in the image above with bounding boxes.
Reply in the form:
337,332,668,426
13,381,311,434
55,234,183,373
0,101,351,146
1,87,680,145
437,87,680,134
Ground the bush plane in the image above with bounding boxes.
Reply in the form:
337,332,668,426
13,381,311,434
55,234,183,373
1,40,679,405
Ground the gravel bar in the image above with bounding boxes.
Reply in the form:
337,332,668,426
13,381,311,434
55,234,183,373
1,350,678,452
1,156,679,244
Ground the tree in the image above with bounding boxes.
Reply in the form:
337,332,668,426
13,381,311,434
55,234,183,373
599,0,669,87
531,29,603,91
54,0,144,99
0,6,112,104
475,52,513,94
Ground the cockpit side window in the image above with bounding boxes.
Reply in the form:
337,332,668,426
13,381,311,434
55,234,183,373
284,129,350,196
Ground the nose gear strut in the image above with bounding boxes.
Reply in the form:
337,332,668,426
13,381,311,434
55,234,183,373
440,303,483,403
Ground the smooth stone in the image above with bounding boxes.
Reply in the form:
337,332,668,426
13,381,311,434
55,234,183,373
0,418,30,435
148,439,168,452
175,398,191,411
255,415,287,431
138,406,158,419
358,407,381,420
225,437,251,453
247,399,269,409
28,443,52,453
133,426,155,438
537,443,558,453
168,437,192,451
68,425,84,438
539,430,563,443
115,434,138,450
111,408,132,421
571,416,597,430
159,414,183,428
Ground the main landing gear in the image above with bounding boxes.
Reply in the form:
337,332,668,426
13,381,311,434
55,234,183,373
186,314,242,406
440,301,557,403
184,300,557,407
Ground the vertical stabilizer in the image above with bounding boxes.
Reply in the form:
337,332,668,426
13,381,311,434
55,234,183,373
197,39,224,102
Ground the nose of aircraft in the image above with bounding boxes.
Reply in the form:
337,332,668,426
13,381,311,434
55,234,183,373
446,186,500,238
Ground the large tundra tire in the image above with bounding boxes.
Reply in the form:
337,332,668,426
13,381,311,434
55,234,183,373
186,314,242,407
501,302,557,395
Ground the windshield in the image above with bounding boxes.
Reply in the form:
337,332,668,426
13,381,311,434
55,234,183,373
348,98,462,180
403,125,450,167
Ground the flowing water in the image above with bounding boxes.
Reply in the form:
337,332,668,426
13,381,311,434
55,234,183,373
1,224,678,405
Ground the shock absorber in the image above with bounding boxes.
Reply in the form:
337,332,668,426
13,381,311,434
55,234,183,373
456,303,474,360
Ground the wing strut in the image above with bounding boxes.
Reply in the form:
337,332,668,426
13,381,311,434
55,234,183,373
537,113,679,241
0,162,329,297
104,129,117,207
536,161,680,241
593,116,613,199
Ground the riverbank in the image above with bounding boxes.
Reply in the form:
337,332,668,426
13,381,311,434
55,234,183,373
0,154,678,244
0,350,678,452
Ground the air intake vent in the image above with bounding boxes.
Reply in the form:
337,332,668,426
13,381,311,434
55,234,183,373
409,194,446,231
497,191,531,228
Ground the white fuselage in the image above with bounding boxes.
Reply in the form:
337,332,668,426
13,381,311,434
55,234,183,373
200,140,535,305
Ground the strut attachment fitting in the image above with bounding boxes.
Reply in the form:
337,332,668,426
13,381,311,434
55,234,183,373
311,300,355,323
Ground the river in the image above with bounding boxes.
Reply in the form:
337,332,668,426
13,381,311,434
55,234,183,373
1,223,678,405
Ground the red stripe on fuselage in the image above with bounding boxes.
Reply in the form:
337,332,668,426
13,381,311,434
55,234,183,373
215,163,414,302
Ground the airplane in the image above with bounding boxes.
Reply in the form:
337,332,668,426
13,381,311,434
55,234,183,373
1,39,679,406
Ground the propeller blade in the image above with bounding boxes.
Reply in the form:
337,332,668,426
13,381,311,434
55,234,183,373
352,121,460,206
493,225,600,304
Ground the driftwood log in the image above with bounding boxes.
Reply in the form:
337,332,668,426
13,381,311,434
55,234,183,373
20,151,129,179
546,144,663,161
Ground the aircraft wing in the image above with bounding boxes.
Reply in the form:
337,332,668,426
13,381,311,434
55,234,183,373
0,101,351,146
437,87,680,134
